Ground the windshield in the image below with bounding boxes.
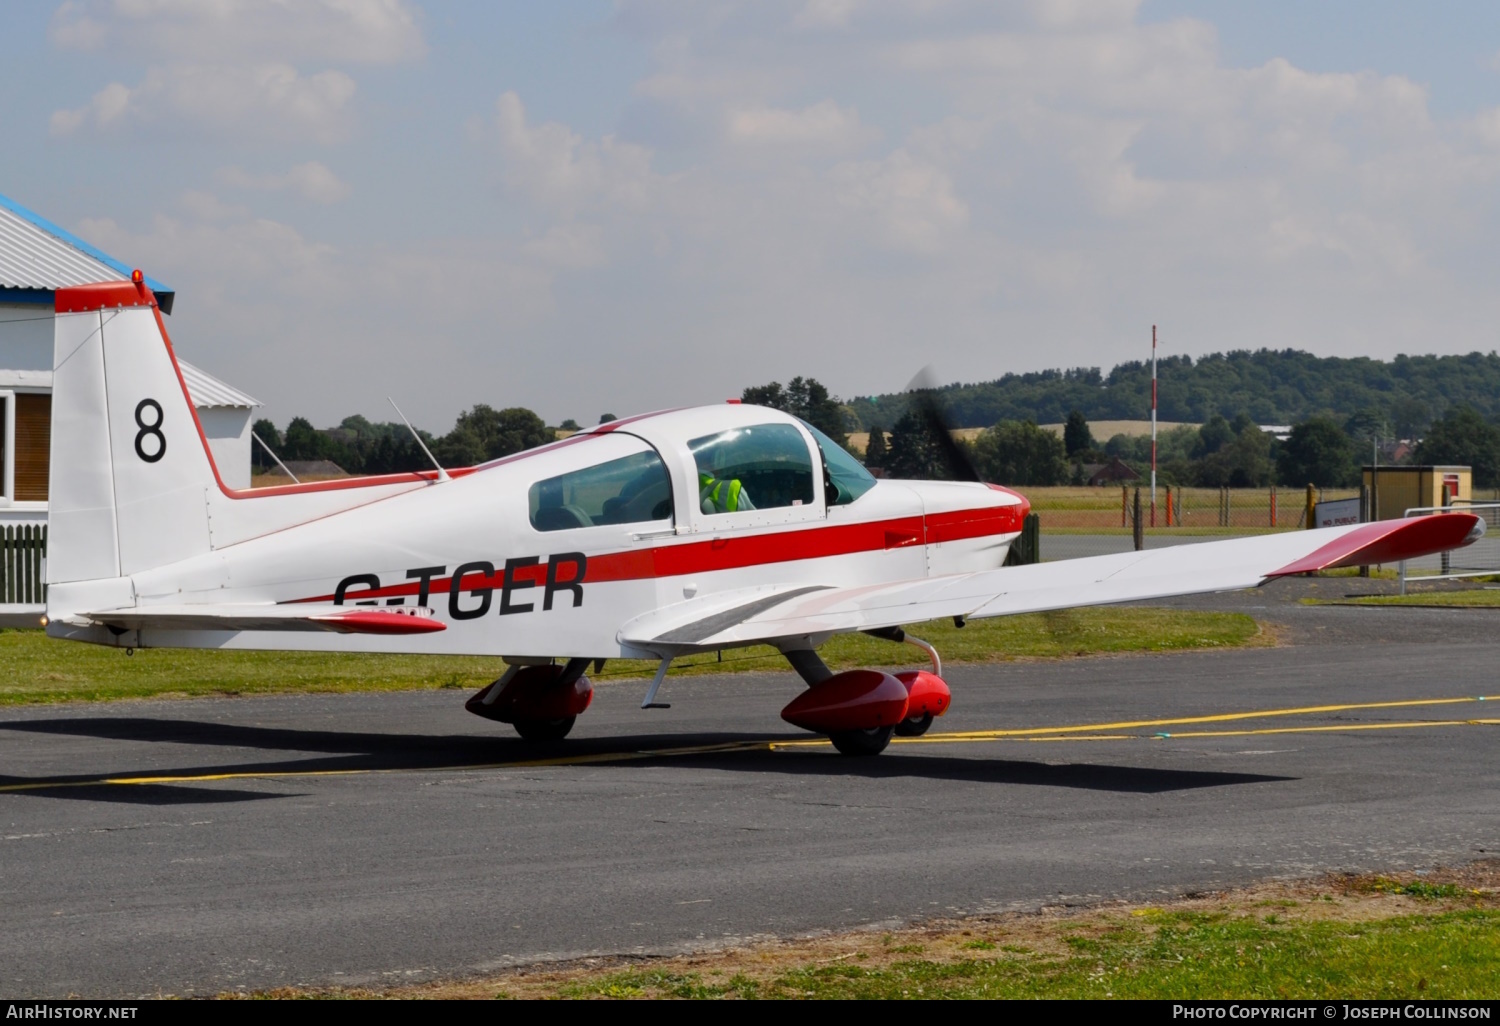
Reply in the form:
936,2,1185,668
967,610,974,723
800,421,876,505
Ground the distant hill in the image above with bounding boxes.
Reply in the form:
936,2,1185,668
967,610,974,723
847,350,1500,435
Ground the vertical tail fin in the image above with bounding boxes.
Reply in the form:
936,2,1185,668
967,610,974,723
49,281,216,585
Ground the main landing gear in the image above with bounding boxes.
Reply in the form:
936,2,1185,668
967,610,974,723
466,660,594,740
467,635,951,758
779,631,952,756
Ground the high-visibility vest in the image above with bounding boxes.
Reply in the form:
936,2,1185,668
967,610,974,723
700,473,744,512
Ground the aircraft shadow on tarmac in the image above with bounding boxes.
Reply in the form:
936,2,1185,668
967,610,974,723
0,716,1294,804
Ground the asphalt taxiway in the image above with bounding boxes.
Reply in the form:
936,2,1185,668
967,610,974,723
1,580,1496,997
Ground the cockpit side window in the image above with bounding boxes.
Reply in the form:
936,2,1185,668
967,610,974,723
529,450,673,532
689,423,814,514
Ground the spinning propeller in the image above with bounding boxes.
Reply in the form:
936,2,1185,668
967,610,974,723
905,367,985,484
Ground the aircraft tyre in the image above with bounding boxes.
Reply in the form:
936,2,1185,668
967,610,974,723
512,716,576,741
828,725,893,756
893,712,934,737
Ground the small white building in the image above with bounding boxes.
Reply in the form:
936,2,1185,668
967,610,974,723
0,191,260,623
178,360,262,489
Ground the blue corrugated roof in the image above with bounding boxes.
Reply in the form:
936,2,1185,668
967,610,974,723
0,191,175,313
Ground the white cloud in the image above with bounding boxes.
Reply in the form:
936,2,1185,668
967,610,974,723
50,0,425,64
489,91,658,214
1473,106,1500,148
792,0,860,31
217,162,352,203
829,149,968,252
41,3,1500,429
523,224,609,270
51,64,357,143
492,2,1500,411
74,194,558,429
728,99,878,150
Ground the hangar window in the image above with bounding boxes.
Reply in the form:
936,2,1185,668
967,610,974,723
529,450,672,532
690,423,814,514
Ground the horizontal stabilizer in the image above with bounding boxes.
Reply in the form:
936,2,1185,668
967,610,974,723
76,604,446,635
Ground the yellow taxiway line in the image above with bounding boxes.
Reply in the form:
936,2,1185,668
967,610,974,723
769,695,1498,748
0,698,1492,793
908,695,1496,740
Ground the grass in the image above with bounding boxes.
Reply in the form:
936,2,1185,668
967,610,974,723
0,607,1264,705
236,863,1500,1000
1313,589,1500,608
1309,566,1401,579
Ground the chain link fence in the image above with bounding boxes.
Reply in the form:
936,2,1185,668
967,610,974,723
1398,501,1500,588
1027,486,1351,562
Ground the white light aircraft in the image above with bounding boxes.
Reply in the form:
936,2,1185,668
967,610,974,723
43,278,1484,755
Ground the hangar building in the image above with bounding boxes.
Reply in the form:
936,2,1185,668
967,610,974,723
1,191,261,621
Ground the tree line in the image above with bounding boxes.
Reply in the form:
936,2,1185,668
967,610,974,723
254,370,1500,491
253,406,569,476
859,405,1500,489
846,349,1500,435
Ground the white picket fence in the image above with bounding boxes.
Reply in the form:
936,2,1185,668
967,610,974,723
0,521,47,624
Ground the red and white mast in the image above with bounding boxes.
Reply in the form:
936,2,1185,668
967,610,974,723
1150,325,1157,528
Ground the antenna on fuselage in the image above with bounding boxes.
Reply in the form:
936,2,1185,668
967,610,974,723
387,396,451,483
251,430,300,484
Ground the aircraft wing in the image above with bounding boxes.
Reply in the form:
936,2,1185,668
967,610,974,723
620,514,1483,654
71,604,446,635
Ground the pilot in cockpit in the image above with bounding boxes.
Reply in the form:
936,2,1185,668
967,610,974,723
699,470,756,514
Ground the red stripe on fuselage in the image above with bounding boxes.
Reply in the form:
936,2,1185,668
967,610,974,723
293,504,1024,604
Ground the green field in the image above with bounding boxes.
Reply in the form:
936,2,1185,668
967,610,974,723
555,909,1499,1000
0,607,1263,705
1022,485,1345,532
259,869,1500,1000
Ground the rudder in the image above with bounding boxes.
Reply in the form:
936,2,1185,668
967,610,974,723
49,281,215,584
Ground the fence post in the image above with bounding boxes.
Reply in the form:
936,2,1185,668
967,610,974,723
1132,487,1144,551
1165,485,1173,527
1441,484,1452,575
22,525,32,606
1270,484,1277,527
1305,483,1316,530
1121,486,1127,528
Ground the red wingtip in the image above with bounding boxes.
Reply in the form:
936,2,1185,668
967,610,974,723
1267,514,1482,578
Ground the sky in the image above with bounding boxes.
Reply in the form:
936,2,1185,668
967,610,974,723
4,0,1500,431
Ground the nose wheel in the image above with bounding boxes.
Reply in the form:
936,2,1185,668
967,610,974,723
894,712,934,737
